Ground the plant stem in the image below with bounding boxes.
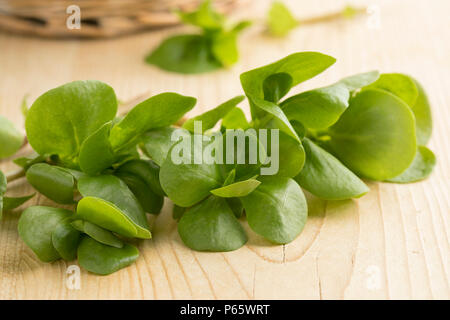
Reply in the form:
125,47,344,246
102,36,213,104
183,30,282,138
6,168,26,183
300,6,366,25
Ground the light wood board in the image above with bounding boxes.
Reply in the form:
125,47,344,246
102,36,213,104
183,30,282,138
0,0,449,299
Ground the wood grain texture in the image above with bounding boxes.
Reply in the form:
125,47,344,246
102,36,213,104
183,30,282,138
0,0,449,300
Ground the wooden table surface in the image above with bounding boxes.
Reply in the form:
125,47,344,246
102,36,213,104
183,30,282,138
0,0,449,300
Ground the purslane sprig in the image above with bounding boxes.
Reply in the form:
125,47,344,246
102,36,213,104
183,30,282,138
146,0,251,74
0,52,435,275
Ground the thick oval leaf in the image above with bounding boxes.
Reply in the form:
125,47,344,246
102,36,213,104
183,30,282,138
26,163,75,204
18,206,73,262
79,122,115,175
51,219,81,261
263,73,293,103
0,115,24,159
3,194,35,211
386,146,436,183
116,172,164,214
210,179,261,198
221,107,250,130
411,79,432,145
110,92,196,150
81,220,124,248
327,89,417,180
211,31,239,67
241,176,307,244
160,137,222,207
25,80,117,161
146,35,222,74
266,1,298,37
226,197,244,218
77,175,150,239
339,71,380,91
263,123,305,177
183,96,245,133
178,196,247,251
366,73,418,107
140,127,191,166
77,197,139,238
281,82,349,129
177,0,224,30
116,159,165,197
13,153,46,170
240,52,336,118
295,138,369,200
77,236,139,275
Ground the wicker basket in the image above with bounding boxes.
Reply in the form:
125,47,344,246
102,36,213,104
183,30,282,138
0,0,245,38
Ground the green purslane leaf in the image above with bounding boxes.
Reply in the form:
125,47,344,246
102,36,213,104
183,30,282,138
0,115,24,159
221,107,250,130
266,1,298,37
177,0,224,31
78,122,115,175
72,220,124,249
13,152,46,170
172,204,186,221
295,138,369,200
116,159,165,197
410,79,432,145
226,197,244,218
77,236,139,275
26,163,75,204
140,127,191,166
241,176,307,244
109,92,196,150
51,219,81,261
18,206,73,262
178,196,247,251
25,80,117,163
326,89,417,181
77,175,151,239
183,96,245,133
210,178,261,198
263,73,293,103
3,194,35,211
146,35,222,74
160,137,222,207
386,146,436,183
281,71,379,130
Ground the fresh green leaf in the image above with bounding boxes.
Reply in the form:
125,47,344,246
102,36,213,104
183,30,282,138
116,159,165,197
386,146,436,183
263,73,293,103
26,163,75,204
79,122,115,175
241,176,307,244
51,219,81,261
18,206,73,262
0,115,24,159
109,92,196,150
73,220,124,249
177,0,224,31
77,175,151,239
140,127,191,166
146,35,222,74
226,197,244,218
13,153,46,170
183,96,245,133
116,172,164,214
222,169,236,186
221,107,250,130
211,31,239,67
365,73,418,107
267,1,298,37
240,52,336,120
339,71,380,91
210,178,260,198
25,80,117,163
77,236,139,275
178,196,247,251
3,194,35,211
326,89,417,180
411,79,432,145
160,137,222,207
295,138,369,200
